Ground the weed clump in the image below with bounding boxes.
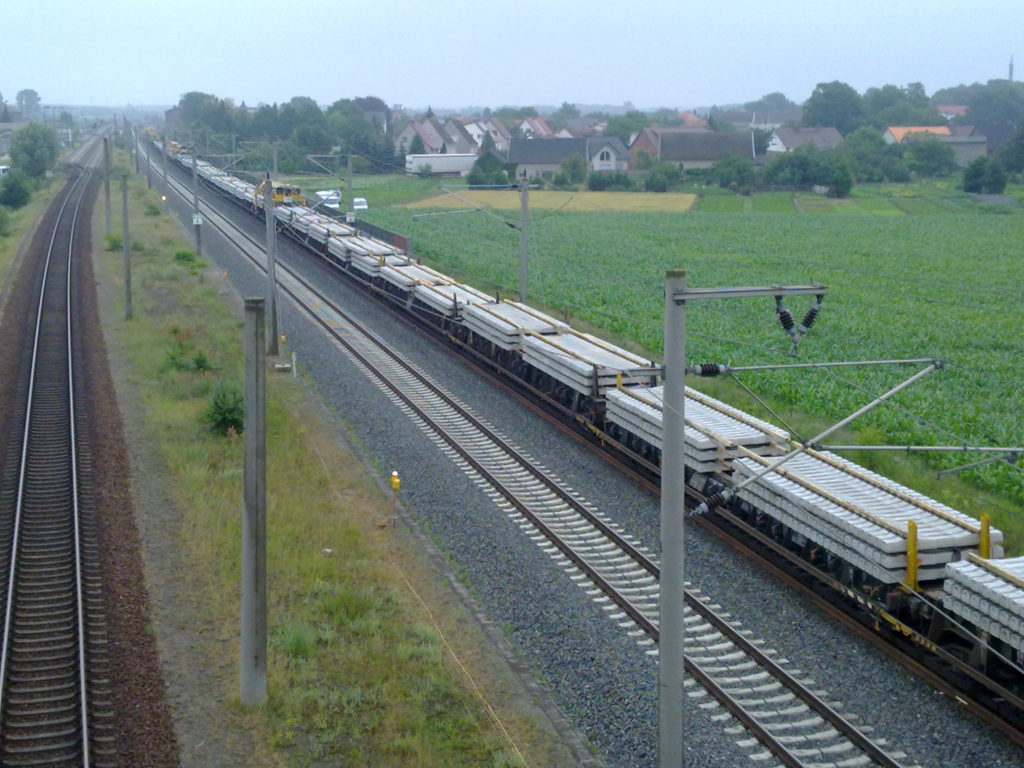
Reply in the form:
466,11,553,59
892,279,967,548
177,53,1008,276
203,382,244,436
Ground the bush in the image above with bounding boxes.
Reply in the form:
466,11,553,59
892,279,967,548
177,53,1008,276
644,169,669,192
191,350,212,372
587,171,633,191
551,172,577,190
963,157,1008,194
104,233,123,251
0,169,33,209
174,249,196,264
203,382,244,436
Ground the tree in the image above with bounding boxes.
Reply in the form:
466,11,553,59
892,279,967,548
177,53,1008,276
966,81,1024,131
559,154,587,184
902,135,957,177
984,160,1008,193
762,144,853,196
9,123,59,178
712,153,755,193
744,92,797,112
962,156,1008,193
603,110,649,143
467,152,509,188
0,168,33,208
997,123,1024,173
634,149,655,170
408,133,426,155
962,157,989,192
550,101,580,130
802,81,864,135
16,88,41,118
837,126,898,181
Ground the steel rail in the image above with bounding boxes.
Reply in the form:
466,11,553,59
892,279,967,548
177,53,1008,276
154,154,911,767
0,138,103,767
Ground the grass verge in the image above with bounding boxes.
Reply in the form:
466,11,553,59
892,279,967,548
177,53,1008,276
95,154,573,767
0,175,65,303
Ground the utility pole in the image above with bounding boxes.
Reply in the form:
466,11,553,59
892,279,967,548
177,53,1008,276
161,134,168,192
146,141,152,189
272,143,278,176
263,175,280,356
122,174,132,319
659,270,686,768
346,153,354,218
518,171,528,303
103,136,111,235
241,297,268,706
659,276,828,768
191,151,202,257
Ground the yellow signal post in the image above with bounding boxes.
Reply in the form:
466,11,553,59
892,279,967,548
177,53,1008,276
905,520,919,592
980,513,991,559
389,471,401,525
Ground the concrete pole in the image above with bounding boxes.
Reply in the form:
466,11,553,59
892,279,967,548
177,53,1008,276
191,152,202,257
263,176,280,356
346,153,353,216
103,137,111,235
146,144,152,189
272,144,278,176
161,134,168,192
134,127,141,174
122,175,132,319
518,171,528,303
241,297,268,706
659,270,687,768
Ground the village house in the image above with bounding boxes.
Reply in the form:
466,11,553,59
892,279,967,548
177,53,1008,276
767,126,843,153
884,125,988,167
506,137,629,180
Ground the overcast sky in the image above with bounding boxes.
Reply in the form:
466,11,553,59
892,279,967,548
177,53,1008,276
4,0,1019,112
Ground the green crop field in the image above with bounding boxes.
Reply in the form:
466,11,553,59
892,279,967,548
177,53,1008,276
364,202,1024,524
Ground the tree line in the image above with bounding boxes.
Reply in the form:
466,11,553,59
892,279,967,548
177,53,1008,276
171,92,401,174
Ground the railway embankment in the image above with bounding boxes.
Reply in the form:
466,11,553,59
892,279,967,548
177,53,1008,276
87,153,586,767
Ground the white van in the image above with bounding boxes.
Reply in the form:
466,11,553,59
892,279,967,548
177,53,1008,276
0,166,10,177
353,197,368,210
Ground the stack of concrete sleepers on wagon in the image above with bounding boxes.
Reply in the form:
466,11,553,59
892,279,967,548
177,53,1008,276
943,555,1024,652
347,238,403,278
304,212,341,244
605,385,789,473
380,262,452,293
462,301,566,351
327,234,354,263
288,206,314,234
523,330,653,396
733,450,1001,584
413,281,492,317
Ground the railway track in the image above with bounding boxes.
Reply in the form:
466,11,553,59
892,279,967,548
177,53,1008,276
0,139,115,767
156,156,918,767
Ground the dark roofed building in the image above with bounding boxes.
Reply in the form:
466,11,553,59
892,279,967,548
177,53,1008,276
659,132,754,170
767,126,843,153
507,137,629,180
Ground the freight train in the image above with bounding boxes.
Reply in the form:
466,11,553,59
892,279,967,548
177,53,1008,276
155,140,1024,727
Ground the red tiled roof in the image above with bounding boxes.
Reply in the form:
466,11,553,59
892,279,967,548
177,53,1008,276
886,126,951,143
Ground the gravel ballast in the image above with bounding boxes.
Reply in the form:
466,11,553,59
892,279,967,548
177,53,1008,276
161,171,1022,767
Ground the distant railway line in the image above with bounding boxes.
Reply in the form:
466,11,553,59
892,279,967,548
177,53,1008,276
0,137,116,767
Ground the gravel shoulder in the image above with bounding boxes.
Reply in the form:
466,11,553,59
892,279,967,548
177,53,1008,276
89,201,596,766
